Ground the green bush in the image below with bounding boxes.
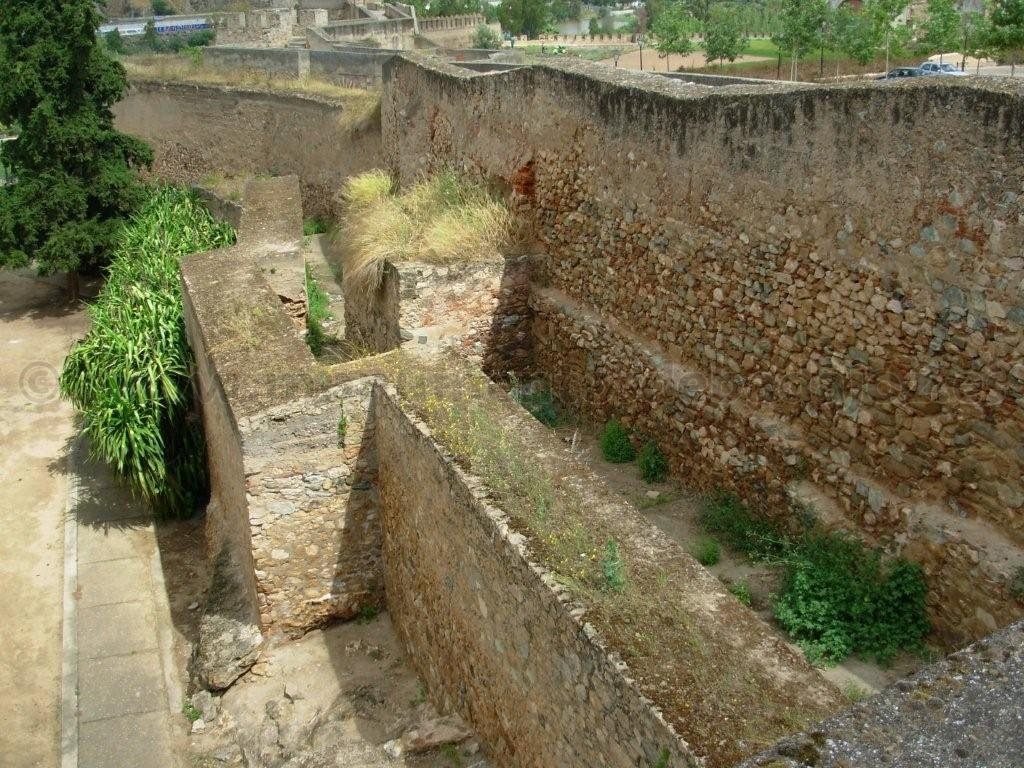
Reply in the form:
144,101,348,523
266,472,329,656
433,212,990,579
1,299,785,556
729,579,752,606
638,440,668,483
693,538,720,567
60,188,235,518
512,379,560,427
700,491,790,562
600,419,635,463
700,491,930,664
303,217,329,236
774,533,930,664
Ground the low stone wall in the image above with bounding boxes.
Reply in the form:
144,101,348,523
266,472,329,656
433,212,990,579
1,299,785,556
343,255,534,377
114,80,382,221
373,380,840,767
739,618,1024,767
381,54,1024,646
202,46,302,79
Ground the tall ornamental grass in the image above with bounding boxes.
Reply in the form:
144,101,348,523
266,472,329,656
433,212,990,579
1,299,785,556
341,169,512,293
60,187,235,518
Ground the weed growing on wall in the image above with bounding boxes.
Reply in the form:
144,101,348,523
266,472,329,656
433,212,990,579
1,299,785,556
638,441,668,483
60,188,235,518
305,264,332,356
600,419,636,463
342,169,513,293
700,492,930,664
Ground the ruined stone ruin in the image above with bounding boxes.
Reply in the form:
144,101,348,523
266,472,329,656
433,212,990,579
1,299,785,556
114,55,1024,767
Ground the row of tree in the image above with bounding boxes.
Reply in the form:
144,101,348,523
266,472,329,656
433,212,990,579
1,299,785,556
649,0,1024,77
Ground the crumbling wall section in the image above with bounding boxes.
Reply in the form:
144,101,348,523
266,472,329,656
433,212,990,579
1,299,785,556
381,56,1024,645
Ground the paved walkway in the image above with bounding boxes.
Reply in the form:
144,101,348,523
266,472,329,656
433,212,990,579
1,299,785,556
64,440,185,768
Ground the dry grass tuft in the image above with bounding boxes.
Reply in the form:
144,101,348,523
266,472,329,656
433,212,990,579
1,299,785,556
340,169,513,294
121,53,380,121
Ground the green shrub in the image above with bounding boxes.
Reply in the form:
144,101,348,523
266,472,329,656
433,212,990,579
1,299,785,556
729,579,752,606
699,490,931,664
601,539,626,592
600,419,635,463
773,532,930,664
693,538,720,567
700,492,789,562
651,748,671,768
638,440,668,483
304,264,332,355
303,217,329,236
60,188,235,518
511,379,560,427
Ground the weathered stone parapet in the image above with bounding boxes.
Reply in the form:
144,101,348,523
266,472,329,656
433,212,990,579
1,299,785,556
737,619,1024,767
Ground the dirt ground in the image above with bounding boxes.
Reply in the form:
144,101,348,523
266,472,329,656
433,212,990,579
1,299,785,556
189,612,491,768
554,420,926,697
0,270,90,767
600,48,773,72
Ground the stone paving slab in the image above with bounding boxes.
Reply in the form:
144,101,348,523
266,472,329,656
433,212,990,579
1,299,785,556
78,711,174,768
76,557,152,608
77,524,152,565
78,601,157,660
78,651,167,723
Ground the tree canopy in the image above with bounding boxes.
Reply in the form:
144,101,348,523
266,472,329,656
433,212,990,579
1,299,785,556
988,0,1024,72
498,0,550,38
653,1,696,56
704,4,747,65
919,0,961,60
0,0,152,280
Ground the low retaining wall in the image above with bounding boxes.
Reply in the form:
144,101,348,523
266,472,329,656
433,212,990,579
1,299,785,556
114,80,382,221
344,255,534,377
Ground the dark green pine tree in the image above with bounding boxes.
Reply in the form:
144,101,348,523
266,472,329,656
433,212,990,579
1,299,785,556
0,0,152,294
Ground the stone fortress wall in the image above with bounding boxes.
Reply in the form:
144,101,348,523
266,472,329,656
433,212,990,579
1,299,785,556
381,56,1024,646
115,54,1024,765
179,176,843,766
113,80,382,220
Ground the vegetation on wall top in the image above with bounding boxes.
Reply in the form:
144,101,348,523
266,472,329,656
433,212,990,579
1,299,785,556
341,169,513,293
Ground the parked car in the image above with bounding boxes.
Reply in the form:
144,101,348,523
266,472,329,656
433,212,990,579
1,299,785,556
919,61,970,76
876,67,925,80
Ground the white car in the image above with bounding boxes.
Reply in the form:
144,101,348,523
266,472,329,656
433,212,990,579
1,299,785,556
919,61,970,76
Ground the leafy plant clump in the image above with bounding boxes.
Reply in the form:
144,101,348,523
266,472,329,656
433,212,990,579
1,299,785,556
60,187,235,518
774,533,930,665
638,440,669,483
701,492,930,664
303,217,329,236
601,538,626,592
342,169,513,293
304,263,332,355
510,377,560,427
728,579,753,607
600,418,636,463
693,538,720,567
